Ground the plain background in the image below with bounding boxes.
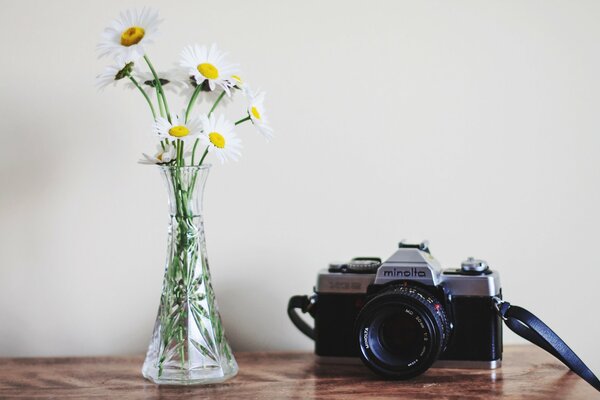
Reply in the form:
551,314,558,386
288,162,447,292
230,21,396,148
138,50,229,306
1,0,599,372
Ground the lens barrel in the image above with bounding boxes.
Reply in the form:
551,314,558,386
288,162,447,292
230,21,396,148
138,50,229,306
355,285,449,379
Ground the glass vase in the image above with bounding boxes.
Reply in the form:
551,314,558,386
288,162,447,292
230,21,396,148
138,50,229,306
142,165,238,385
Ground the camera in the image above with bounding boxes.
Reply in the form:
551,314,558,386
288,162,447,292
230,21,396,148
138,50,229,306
288,241,503,379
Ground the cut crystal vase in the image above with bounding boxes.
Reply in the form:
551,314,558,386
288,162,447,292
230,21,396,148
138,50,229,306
142,165,238,385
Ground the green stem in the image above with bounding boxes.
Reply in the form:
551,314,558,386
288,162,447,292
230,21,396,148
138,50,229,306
185,85,203,123
177,140,184,167
208,91,226,117
127,76,156,119
198,147,209,166
144,54,172,122
235,115,252,125
156,88,166,118
191,139,200,165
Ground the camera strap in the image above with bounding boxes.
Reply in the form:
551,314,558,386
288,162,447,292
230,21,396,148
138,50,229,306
288,295,316,340
494,297,600,392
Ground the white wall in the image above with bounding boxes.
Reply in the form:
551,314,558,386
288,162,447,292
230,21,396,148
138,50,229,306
1,0,599,372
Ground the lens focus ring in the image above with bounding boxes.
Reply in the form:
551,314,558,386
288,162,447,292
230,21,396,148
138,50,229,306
355,285,450,380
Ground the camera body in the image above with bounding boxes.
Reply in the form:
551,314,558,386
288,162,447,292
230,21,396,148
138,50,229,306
304,241,502,379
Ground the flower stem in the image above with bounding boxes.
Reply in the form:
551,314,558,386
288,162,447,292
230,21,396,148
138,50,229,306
198,147,209,166
208,91,226,117
177,140,184,166
144,54,172,123
191,138,199,165
185,85,203,123
128,76,156,119
156,88,166,118
235,115,251,125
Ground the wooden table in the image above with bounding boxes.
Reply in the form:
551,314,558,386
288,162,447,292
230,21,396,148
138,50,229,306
0,345,596,399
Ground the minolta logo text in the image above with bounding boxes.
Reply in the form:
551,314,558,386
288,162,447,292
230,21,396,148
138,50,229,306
382,267,427,278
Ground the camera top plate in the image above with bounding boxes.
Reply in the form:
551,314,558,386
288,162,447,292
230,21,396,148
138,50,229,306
329,258,382,274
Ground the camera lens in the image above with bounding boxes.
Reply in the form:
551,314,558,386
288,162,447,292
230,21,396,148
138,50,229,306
355,285,449,379
379,312,423,360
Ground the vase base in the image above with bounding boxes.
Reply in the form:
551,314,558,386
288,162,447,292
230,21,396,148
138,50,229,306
142,363,238,385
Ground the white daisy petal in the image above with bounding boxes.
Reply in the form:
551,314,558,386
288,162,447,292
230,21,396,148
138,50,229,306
179,44,239,95
124,68,186,93
96,59,133,91
138,153,157,164
198,114,243,164
138,143,177,165
153,112,202,143
246,87,274,141
97,8,161,62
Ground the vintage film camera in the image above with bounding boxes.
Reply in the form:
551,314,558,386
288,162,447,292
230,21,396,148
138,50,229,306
288,241,502,379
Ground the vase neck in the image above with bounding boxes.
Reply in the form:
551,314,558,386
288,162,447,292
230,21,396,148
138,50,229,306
160,166,210,217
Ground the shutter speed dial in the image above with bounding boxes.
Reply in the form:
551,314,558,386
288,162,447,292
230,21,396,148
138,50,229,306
460,257,489,273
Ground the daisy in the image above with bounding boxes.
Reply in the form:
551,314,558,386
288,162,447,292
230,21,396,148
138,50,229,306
97,8,161,62
139,143,177,164
199,115,242,163
96,60,134,90
179,44,239,94
246,88,274,141
154,112,202,142
230,74,248,94
180,74,247,113
207,74,248,103
125,69,185,93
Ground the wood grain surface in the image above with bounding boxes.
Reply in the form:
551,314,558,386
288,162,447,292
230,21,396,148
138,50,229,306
0,345,597,399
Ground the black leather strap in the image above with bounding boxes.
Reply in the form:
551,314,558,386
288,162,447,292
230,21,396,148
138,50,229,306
496,298,600,392
287,295,315,340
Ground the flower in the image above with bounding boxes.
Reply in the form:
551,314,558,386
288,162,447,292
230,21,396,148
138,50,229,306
180,74,247,112
247,88,274,141
97,8,161,62
96,60,135,90
125,69,185,93
179,44,239,94
139,143,177,164
214,74,249,103
199,115,242,163
154,113,202,142
230,74,248,94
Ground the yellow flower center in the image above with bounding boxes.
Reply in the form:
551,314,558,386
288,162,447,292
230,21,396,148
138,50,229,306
168,125,190,138
209,132,226,148
251,106,261,120
197,63,219,79
120,26,145,47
